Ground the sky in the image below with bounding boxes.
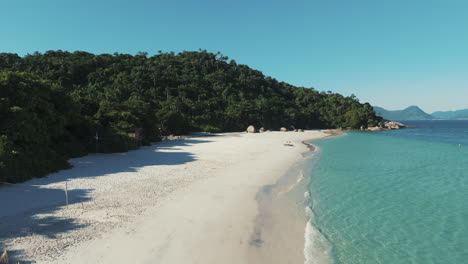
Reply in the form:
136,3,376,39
1,0,467,113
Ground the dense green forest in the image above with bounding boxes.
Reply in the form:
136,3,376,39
0,50,381,182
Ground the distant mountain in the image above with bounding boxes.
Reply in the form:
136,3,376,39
373,106,434,120
432,109,468,120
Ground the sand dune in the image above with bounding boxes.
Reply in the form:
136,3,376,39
0,131,327,263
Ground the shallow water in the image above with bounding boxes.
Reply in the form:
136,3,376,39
305,120,468,264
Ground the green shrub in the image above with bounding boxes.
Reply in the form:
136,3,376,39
200,125,222,133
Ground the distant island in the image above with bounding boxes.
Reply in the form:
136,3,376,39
373,106,433,120
432,109,468,120
374,106,468,120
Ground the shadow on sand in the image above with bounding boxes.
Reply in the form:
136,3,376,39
0,186,92,263
0,138,212,262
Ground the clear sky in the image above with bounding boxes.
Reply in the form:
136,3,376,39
1,0,467,112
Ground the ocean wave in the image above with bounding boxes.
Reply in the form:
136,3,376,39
304,207,334,264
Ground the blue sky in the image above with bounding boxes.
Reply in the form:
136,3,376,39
1,0,467,112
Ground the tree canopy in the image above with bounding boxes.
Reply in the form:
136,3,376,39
0,50,381,182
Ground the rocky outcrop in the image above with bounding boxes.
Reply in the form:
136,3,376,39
259,127,265,133
367,126,385,131
381,121,405,130
368,121,407,131
280,127,287,132
246,125,255,133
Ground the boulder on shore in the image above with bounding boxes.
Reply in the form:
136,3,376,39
381,121,405,130
246,125,255,133
280,127,288,132
298,129,304,132
368,126,385,131
369,121,407,131
259,127,265,133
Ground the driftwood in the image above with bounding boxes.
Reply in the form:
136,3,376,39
0,250,8,264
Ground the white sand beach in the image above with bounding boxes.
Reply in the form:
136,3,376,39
0,131,327,264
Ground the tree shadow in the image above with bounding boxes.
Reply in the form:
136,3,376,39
0,186,91,262
0,138,213,262
11,138,214,187
0,249,34,264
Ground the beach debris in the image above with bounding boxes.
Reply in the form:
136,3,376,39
0,250,8,264
259,127,265,133
283,141,294,146
246,125,256,133
280,127,287,132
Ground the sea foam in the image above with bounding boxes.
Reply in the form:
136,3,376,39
304,218,334,264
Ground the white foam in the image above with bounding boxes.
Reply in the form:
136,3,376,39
305,206,314,218
303,220,334,264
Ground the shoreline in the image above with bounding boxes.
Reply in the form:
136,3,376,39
0,131,328,264
248,138,327,264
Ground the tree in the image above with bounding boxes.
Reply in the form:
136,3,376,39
0,50,382,182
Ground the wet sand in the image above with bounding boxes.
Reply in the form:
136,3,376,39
248,144,319,264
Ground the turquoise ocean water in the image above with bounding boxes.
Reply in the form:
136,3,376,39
305,120,468,264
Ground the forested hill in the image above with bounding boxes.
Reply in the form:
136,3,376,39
373,106,433,120
0,50,381,182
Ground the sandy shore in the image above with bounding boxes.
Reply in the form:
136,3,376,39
0,131,327,264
